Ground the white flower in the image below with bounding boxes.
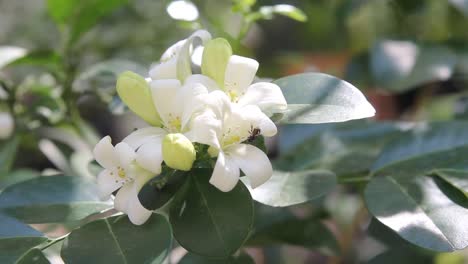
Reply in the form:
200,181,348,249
194,92,277,192
0,112,14,139
149,30,211,80
93,136,155,225
122,75,221,172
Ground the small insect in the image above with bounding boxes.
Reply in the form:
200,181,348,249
247,126,261,142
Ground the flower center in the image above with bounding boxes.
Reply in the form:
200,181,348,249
117,166,126,178
166,113,182,132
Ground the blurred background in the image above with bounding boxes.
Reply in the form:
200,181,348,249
1,0,468,263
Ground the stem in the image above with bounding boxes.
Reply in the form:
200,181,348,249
38,234,69,251
337,175,372,184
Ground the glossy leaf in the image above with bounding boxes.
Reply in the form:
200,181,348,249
61,214,172,264
169,169,254,258
0,169,40,190
432,169,468,198
0,176,112,223
0,214,48,264
179,252,254,264
273,73,375,124
242,170,336,207
371,122,468,176
365,175,468,251
371,41,457,92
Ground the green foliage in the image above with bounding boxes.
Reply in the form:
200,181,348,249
0,136,20,176
179,252,255,264
0,176,112,223
243,170,336,207
169,169,254,259
61,214,172,263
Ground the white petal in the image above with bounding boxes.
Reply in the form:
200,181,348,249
185,74,219,91
209,151,240,192
148,58,177,80
93,136,118,169
227,144,272,189
114,183,133,213
204,90,232,118
160,39,186,61
114,142,136,169
127,193,153,225
97,169,122,199
0,112,14,139
185,109,222,148
224,55,259,96
177,82,210,130
235,105,277,137
238,82,287,115
123,127,167,150
136,138,163,174
150,79,182,125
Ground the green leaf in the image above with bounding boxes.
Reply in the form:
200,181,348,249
0,46,27,69
371,41,457,92
365,175,468,251
273,73,375,124
449,0,468,17
5,51,61,71
0,176,112,223
242,170,336,207
0,136,20,176
47,0,128,43
371,122,468,177
138,170,188,211
433,169,468,198
248,205,339,255
366,247,432,264
16,249,50,264
61,214,172,264
179,252,254,264
169,169,254,258
0,169,40,190
232,0,256,13
0,214,48,264
276,121,405,177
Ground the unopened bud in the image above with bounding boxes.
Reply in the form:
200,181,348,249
162,133,196,171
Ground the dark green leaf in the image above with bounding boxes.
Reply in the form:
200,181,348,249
371,122,468,177
248,205,339,255
179,252,254,264
242,170,336,207
61,214,172,264
365,175,468,251
0,214,48,264
138,170,188,211
273,73,375,124
432,169,468,198
371,41,457,92
16,249,50,264
449,0,468,17
0,176,112,223
0,136,20,176
170,169,254,258
366,247,432,264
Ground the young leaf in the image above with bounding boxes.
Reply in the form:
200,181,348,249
61,214,172,264
242,170,336,207
0,176,112,223
169,169,254,259
273,73,375,124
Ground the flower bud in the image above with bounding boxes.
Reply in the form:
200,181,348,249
201,38,232,88
162,133,196,171
116,71,161,126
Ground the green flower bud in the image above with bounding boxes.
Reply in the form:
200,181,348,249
201,38,232,88
116,71,161,126
162,133,196,171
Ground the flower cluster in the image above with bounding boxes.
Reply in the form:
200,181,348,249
93,30,287,225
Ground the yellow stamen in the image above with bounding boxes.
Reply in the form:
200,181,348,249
117,167,126,178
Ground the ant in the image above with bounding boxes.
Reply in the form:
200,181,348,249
247,126,261,142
